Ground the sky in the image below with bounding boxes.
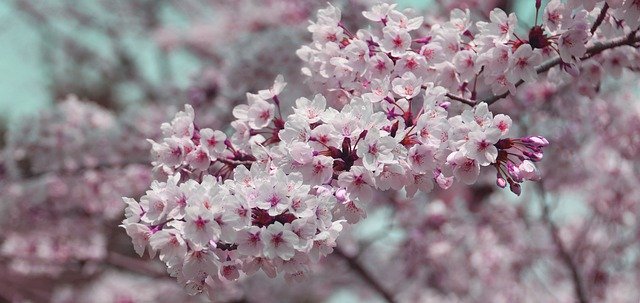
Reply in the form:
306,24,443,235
0,1,49,120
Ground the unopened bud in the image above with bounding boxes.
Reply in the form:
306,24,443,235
507,162,523,182
413,36,432,44
358,130,368,140
510,183,522,196
522,136,547,147
523,151,543,162
224,139,233,149
389,121,399,137
496,176,507,188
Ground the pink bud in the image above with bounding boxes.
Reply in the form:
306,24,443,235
413,36,432,44
524,136,549,147
523,151,543,162
496,176,507,188
224,139,233,149
507,162,522,182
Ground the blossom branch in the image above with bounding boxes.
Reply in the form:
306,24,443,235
334,247,397,303
446,33,640,107
444,92,476,106
590,3,609,35
485,32,640,106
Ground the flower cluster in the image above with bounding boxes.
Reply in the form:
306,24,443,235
120,0,640,300
298,1,638,99
124,67,544,296
492,136,548,195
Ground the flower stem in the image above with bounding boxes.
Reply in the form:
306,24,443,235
334,246,397,303
446,33,640,107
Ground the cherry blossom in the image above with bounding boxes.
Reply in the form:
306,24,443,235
10,1,640,302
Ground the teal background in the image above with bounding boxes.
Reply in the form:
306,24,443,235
0,1,48,120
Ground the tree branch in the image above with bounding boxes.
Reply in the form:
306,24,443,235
590,3,609,35
537,187,590,303
446,33,640,107
445,92,476,106
334,247,397,303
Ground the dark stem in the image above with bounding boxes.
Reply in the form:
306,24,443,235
334,247,397,303
590,3,609,35
446,33,640,107
445,92,476,106
537,186,590,303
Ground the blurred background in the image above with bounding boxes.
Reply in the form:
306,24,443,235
2,0,639,302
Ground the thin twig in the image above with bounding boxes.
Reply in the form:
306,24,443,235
445,92,476,106
590,3,609,35
537,185,590,303
485,32,640,106
334,247,397,303
446,33,640,107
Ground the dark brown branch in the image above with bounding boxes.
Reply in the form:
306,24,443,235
545,215,589,303
590,3,609,35
334,247,397,303
445,92,476,106
537,187,589,303
446,33,640,107
486,33,640,105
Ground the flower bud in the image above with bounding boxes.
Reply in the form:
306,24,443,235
413,36,432,44
358,130,368,140
496,175,507,188
507,162,522,182
524,136,549,147
523,150,543,162
510,183,522,196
